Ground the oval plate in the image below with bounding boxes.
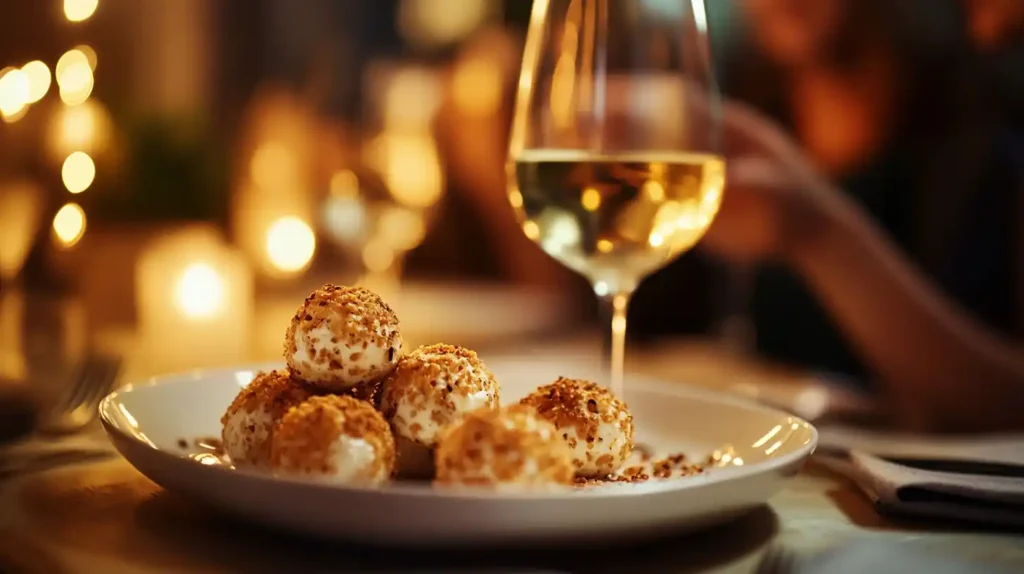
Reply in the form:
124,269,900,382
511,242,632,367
100,358,816,546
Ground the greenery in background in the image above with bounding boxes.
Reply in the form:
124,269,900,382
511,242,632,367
93,114,228,223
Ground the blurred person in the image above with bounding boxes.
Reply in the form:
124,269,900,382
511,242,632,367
440,0,1023,432
707,0,1024,431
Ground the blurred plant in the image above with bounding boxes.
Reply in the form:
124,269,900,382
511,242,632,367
92,114,228,223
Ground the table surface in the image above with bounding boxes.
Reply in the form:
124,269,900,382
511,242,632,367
2,292,1023,573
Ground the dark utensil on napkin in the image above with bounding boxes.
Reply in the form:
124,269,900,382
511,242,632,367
882,457,1024,479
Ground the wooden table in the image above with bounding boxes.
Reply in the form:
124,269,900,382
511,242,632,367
3,455,1023,573
2,323,1022,572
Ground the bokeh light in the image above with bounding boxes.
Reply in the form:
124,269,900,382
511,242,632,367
64,0,99,22
48,100,109,158
330,170,359,197
174,263,225,320
56,49,91,77
57,60,94,105
21,61,51,104
61,151,96,194
265,216,316,274
362,239,395,273
72,45,97,70
398,0,490,49
378,206,427,252
370,133,444,209
378,67,443,129
52,203,86,248
0,67,30,122
250,142,296,191
452,53,503,117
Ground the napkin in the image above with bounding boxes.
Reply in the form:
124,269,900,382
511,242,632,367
816,427,1024,527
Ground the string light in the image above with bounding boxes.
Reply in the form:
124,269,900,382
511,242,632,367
21,61,51,103
61,152,96,194
0,67,30,122
64,0,99,23
71,45,97,71
52,203,87,248
57,60,94,105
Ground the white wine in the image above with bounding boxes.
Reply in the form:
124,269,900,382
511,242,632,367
511,150,725,294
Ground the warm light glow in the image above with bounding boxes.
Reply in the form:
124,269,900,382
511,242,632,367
61,151,96,194
380,67,443,130
549,54,576,128
49,100,107,158
56,49,90,78
64,0,99,22
175,263,225,320
398,0,490,49
57,60,94,105
643,180,665,201
597,239,613,253
0,181,44,281
508,190,524,209
452,54,503,117
550,2,581,128
72,45,97,70
250,142,295,191
522,220,540,240
265,216,316,274
52,202,86,247
581,187,602,211
329,170,358,197
378,206,427,251
0,67,30,121
21,61,50,103
362,239,395,273
374,133,444,209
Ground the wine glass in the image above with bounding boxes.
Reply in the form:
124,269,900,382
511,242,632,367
507,0,724,396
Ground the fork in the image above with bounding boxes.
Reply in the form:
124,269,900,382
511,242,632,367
755,545,801,574
36,353,121,435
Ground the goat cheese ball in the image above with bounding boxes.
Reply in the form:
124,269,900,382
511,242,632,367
284,284,402,392
519,377,634,477
380,344,500,477
270,394,396,484
435,405,575,489
221,370,313,467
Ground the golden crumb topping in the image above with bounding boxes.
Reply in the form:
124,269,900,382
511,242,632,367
220,370,314,465
270,395,396,481
435,404,575,487
284,284,402,386
221,370,314,424
519,377,634,474
380,343,500,446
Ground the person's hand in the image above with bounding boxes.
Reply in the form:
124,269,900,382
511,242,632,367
702,101,844,263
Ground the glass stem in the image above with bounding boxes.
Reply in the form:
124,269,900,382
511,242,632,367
600,291,630,397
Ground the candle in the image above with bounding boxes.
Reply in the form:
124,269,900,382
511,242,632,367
135,226,254,372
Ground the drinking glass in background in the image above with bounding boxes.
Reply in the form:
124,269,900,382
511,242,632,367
319,62,447,296
507,0,723,395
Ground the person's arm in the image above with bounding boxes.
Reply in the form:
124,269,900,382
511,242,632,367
783,177,1024,432
712,101,1024,432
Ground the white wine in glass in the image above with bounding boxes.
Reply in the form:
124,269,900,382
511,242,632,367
507,0,723,396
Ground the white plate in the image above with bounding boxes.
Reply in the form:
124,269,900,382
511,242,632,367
100,360,816,546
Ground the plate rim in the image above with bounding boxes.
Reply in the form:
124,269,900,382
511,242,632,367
100,362,818,502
